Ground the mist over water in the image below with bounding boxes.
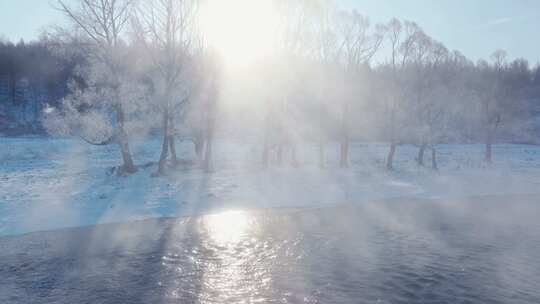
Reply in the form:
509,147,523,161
2,196,540,303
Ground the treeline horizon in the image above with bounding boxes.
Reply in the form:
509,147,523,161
1,0,540,174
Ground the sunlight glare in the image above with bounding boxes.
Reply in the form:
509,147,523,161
200,0,279,68
203,210,251,245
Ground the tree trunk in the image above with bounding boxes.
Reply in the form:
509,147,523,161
319,139,325,169
262,111,271,168
431,147,438,170
386,142,397,170
169,135,177,165
485,142,492,163
157,109,170,174
116,104,136,174
485,120,499,163
195,131,204,160
417,144,427,166
339,103,349,168
262,140,269,168
204,137,213,172
318,104,325,169
204,113,215,172
340,139,349,168
291,144,299,167
277,145,283,166
9,74,17,104
168,115,177,165
485,130,493,163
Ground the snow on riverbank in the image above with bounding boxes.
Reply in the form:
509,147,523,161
1,136,540,236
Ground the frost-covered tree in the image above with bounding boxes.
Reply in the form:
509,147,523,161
198,52,221,172
308,0,342,168
334,9,383,167
133,0,198,174
471,50,509,163
56,0,138,174
382,19,423,170
259,0,319,168
405,35,450,168
472,52,535,162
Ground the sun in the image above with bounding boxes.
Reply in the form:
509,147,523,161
199,0,279,69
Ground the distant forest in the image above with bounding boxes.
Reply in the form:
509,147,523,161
0,39,83,133
1,36,539,137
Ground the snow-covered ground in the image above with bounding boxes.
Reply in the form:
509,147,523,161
1,136,540,236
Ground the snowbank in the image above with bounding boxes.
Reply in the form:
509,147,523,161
1,136,540,236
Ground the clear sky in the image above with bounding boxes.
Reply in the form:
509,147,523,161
1,0,539,63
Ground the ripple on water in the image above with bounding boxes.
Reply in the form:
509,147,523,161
1,196,540,303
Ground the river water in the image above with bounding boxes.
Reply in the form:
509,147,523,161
1,195,540,303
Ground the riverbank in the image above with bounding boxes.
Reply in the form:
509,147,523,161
1,136,540,235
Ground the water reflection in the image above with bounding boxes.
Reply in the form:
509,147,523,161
198,210,271,303
2,196,540,303
203,210,251,245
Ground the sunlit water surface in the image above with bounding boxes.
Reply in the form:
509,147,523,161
1,195,540,303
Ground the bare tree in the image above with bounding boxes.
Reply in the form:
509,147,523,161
403,32,449,168
57,0,137,174
417,41,452,169
200,52,220,172
383,19,422,170
133,0,198,175
261,0,320,168
472,50,507,163
335,9,383,167
308,1,341,168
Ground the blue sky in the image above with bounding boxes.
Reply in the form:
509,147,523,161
1,0,539,63
340,0,540,63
